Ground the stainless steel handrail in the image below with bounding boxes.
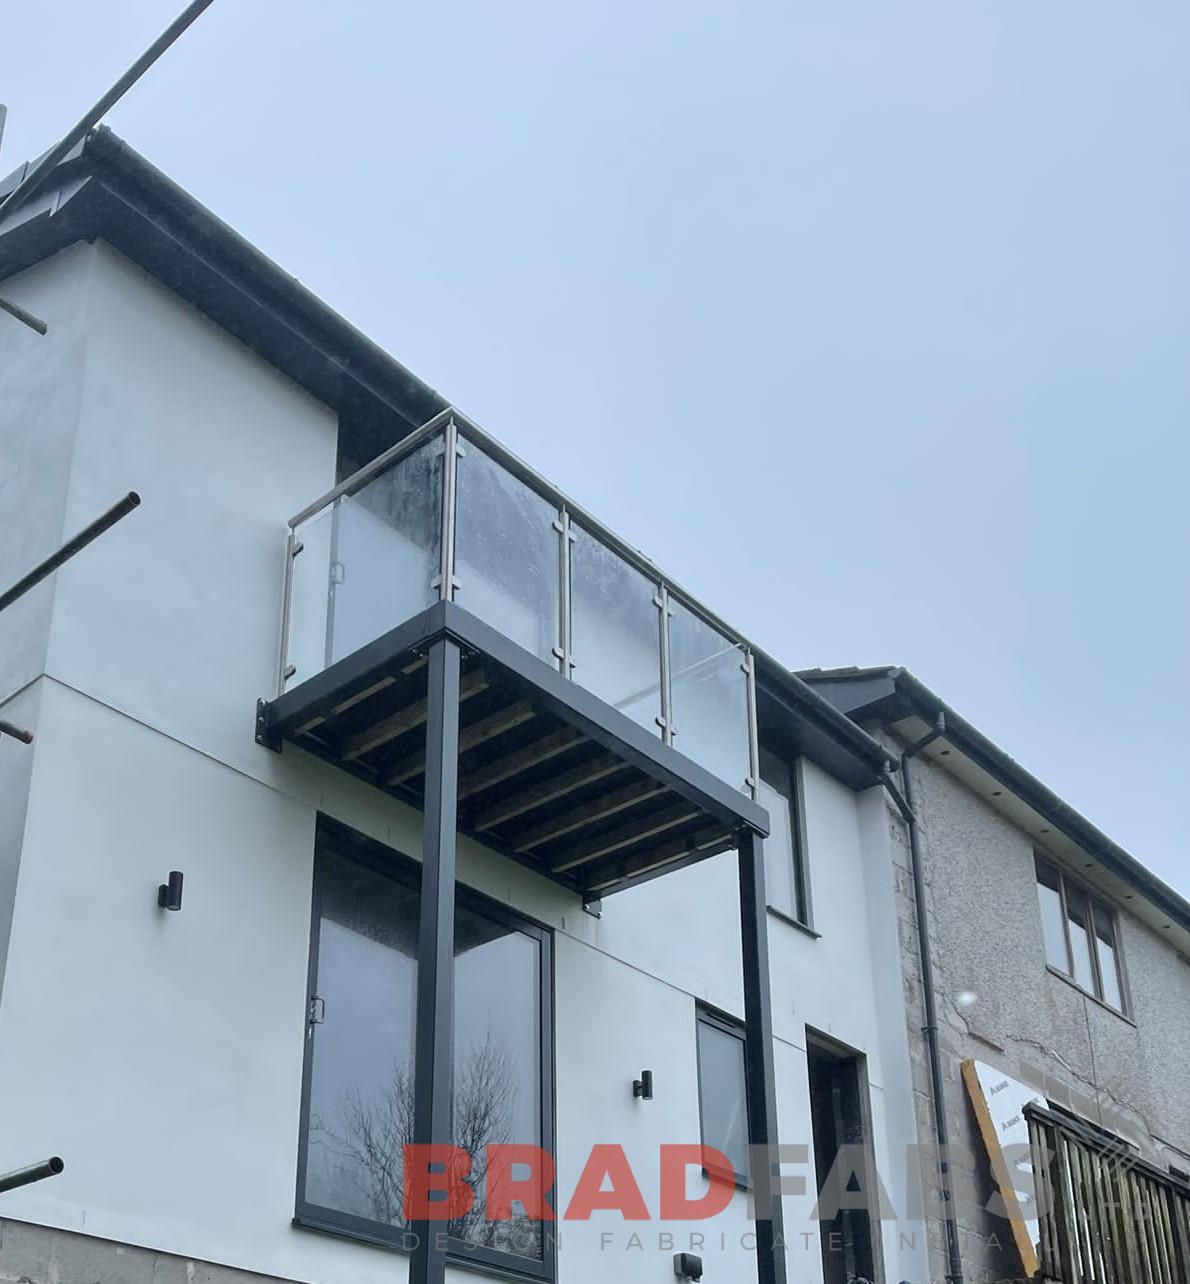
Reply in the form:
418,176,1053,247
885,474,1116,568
287,407,455,530
293,406,751,651
283,405,761,793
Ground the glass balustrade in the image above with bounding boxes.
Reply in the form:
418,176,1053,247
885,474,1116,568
281,414,757,795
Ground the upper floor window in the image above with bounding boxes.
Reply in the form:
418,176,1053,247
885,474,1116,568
695,1007,749,1186
757,748,811,929
1035,855,1126,1013
299,819,554,1277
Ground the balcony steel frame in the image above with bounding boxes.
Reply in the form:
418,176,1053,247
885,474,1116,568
278,408,761,799
259,410,788,1284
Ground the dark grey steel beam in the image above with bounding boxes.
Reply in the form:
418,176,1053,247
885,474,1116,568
738,830,788,1284
409,638,461,1284
439,603,770,837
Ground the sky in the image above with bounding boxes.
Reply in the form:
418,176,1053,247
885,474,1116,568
2,2,1187,897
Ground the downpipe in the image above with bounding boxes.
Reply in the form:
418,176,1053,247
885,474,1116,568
880,713,965,1284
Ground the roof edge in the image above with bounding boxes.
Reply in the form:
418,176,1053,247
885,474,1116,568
802,665,1190,935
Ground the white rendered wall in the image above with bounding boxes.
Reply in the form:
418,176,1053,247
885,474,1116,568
0,239,923,1284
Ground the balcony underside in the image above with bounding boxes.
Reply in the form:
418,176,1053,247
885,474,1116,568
258,602,768,899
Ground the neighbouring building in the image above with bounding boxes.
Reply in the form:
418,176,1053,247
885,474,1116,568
804,667,1190,1284
0,129,930,1284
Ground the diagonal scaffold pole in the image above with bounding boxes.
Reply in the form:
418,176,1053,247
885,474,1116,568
0,0,218,334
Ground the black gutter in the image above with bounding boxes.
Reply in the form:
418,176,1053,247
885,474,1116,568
0,129,449,434
0,130,895,795
754,654,893,784
87,128,450,426
891,670,1190,936
880,716,965,1284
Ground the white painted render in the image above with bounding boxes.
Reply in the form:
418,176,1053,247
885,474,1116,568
0,240,927,1284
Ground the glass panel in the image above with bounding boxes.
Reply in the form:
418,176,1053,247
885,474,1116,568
328,440,444,667
697,1016,748,1181
287,505,333,688
759,749,806,924
303,848,420,1226
1064,884,1097,993
669,599,750,789
454,439,561,666
1035,857,1071,973
1093,900,1124,1010
569,523,662,734
452,903,543,1260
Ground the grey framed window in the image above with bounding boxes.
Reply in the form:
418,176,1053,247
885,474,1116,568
297,817,555,1279
695,1007,749,1187
757,748,811,930
1034,854,1127,1014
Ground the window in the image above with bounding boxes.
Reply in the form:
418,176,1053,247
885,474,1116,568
695,1008,749,1186
298,819,554,1277
1034,855,1126,1013
758,748,811,928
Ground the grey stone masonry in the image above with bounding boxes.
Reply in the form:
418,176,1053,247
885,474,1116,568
878,729,1190,1284
0,1220,297,1284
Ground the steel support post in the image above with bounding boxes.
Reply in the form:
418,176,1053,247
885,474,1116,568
409,637,461,1284
739,829,789,1284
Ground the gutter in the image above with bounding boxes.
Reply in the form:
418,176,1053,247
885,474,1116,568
880,715,965,1284
892,670,1190,936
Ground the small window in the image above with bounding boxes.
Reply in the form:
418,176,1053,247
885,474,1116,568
1034,855,1126,1013
695,1008,749,1186
758,749,811,928
299,820,554,1275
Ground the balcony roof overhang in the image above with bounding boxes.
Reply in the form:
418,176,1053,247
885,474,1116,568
258,600,769,899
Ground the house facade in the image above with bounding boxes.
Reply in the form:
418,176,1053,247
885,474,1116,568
3,130,1187,1284
0,131,931,1284
805,667,1190,1284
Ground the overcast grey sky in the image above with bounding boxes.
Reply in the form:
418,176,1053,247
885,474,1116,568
3,2,1187,896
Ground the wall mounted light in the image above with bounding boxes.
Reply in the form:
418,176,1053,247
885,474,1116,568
157,871,184,912
674,1252,703,1280
633,1069,653,1100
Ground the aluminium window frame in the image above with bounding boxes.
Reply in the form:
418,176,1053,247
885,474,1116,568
1034,852,1130,1017
694,1004,752,1190
294,814,557,1282
758,747,815,934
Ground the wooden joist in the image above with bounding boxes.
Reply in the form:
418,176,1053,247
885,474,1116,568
457,727,584,801
515,779,666,852
585,822,730,891
548,801,701,873
386,699,537,786
472,752,623,831
341,667,488,761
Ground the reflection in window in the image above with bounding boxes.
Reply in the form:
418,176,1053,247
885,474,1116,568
569,523,661,734
696,1009,749,1184
452,901,543,1260
1035,857,1070,973
1093,900,1124,1012
668,600,750,790
303,847,420,1225
1064,885,1097,993
758,749,810,927
454,438,561,666
1033,855,1126,1013
300,825,551,1268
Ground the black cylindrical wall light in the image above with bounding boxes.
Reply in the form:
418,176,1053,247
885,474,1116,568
157,871,183,911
